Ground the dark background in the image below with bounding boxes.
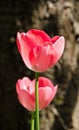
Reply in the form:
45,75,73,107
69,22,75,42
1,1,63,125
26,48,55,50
0,0,79,130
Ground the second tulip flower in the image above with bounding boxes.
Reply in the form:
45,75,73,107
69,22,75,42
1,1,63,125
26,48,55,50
16,77,58,111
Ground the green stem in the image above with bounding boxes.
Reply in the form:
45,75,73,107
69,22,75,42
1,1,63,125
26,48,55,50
31,112,34,130
35,72,39,130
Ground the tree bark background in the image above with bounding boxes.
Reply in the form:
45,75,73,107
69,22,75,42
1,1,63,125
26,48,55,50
0,0,79,130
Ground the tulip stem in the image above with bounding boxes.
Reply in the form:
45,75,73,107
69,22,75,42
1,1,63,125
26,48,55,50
31,112,34,130
35,72,39,130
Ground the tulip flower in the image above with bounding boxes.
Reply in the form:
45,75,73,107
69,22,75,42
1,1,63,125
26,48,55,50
16,29,65,72
16,77,58,111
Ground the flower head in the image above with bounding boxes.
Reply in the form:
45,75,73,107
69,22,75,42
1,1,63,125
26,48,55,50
16,77,58,111
16,29,65,72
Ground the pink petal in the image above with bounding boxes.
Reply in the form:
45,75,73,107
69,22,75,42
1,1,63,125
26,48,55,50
26,29,51,46
16,32,32,69
49,85,58,102
29,46,41,70
16,77,35,94
29,36,65,72
46,36,65,69
16,77,31,92
39,86,58,110
30,44,58,72
16,78,35,111
28,79,35,94
51,36,65,64
38,77,54,88
51,36,60,43
38,86,58,110
38,87,52,110
36,45,56,71
17,89,35,111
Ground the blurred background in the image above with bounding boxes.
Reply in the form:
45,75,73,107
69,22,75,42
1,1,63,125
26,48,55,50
0,0,79,130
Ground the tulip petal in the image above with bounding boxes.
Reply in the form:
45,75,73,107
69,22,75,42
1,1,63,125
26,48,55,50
51,36,60,43
26,29,51,46
49,85,58,102
39,85,58,110
50,36,65,65
38,87,52,109
16,77,32,92
53,36,65,55
39,77,54,88
16,32,33,69
35,45,56,71
16,77,35,111
17,89,35,111
29,44,57,72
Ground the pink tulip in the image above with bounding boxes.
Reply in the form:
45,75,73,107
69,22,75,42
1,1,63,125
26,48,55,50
16,29,65,72
16,77,58,111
